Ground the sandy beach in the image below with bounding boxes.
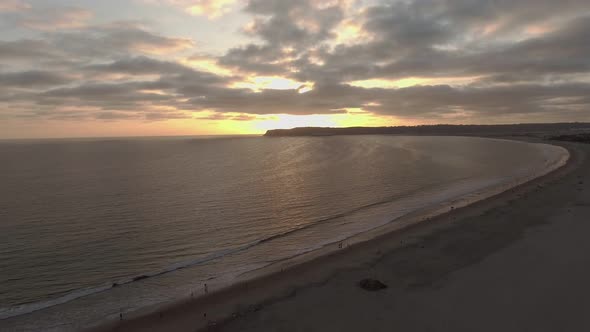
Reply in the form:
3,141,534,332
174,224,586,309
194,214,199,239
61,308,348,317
87,136,589,332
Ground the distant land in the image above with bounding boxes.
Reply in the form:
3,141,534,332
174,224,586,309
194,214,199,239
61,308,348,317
264,123,590,137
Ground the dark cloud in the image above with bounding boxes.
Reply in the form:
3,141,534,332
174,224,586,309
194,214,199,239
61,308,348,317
81,56,229,88
144,111,192,121
220,44,286,75
364,82,590,122
0,39,59,61
38,82,180,112
370,15,590,82
0,23,194,66
82,56,190,75
219,0,343,75
0,70,69,88
94,111,140,120
50,23,194,58
182,81,590,121
244,0,342,45
292,1,590,83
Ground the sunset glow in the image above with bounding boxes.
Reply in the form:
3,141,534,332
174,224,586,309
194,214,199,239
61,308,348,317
349,76,482,89
230,76,315,92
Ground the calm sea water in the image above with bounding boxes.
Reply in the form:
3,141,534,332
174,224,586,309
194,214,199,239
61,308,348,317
0,135,566,330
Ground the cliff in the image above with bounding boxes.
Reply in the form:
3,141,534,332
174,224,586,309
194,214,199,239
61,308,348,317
264,123,590,137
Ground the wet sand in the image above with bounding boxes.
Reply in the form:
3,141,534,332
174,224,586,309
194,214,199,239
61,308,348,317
93,137,589,332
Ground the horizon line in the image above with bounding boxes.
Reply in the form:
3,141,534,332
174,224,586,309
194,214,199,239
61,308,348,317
2,122,589,141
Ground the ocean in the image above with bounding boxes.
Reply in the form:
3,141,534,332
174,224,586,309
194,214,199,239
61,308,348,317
0,135,567,330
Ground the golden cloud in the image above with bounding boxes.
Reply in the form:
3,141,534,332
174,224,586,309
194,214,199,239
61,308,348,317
155,0,238,19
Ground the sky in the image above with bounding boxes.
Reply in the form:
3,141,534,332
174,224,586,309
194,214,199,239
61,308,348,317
1,0,590,138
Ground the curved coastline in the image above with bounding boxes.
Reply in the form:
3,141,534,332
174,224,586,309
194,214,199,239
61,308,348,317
235,139,569,280
84,137,573,332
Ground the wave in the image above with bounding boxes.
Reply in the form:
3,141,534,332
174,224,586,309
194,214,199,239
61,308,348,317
0,239,262,320
1,177,469,322
0,187,423,322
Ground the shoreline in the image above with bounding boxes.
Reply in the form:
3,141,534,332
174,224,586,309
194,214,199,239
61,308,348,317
88,137,577,332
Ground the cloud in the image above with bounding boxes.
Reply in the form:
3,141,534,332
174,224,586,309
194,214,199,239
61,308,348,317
82,56,201,76
184,0,237,18
0,70,69,88
0,24,195,70
2,0,590,129
0,39,58,61
0,0,29,12
361,83,590,121
0,23,194,66
358,15,590,83
144,111,192,120
194,112,258,121
219,0,344,75
94,111,140,120
148,0,238,18
51,23,195,57
289,1,590,85
14,6,93,30
40,82,177,109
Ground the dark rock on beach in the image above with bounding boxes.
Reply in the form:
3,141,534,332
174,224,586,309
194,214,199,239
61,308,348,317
359,279,388,291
